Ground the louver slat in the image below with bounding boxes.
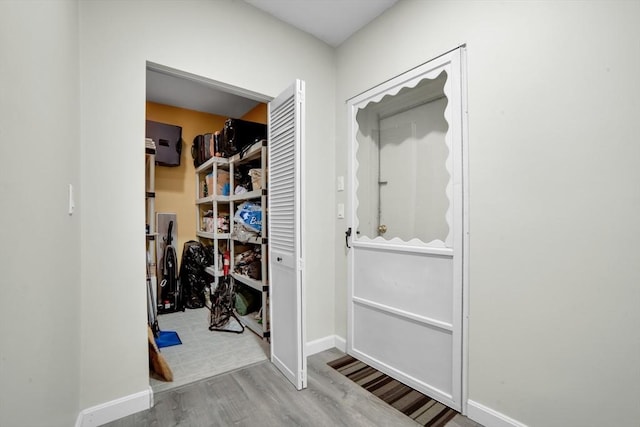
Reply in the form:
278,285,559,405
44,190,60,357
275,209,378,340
269,95,296,254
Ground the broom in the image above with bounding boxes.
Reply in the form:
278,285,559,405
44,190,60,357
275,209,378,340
147,325,173,382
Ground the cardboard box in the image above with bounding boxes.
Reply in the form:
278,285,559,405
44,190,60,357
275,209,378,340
248,168,262,191
207,170,230,196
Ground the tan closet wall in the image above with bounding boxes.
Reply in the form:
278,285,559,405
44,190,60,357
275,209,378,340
146,101,267,262
146,102,227,262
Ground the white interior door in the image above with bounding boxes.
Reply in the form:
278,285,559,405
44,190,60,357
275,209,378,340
268,79,306,389
347,49,465,411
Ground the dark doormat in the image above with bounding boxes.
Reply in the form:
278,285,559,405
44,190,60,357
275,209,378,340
328,354,459,427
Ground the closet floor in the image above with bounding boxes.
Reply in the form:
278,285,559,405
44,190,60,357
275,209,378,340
150,307,269,393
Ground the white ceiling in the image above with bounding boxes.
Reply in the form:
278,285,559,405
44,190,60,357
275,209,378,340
146,0,398,117
244,0,398,47
146,69,262,118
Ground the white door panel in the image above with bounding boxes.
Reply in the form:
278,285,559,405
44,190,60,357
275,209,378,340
354,247,454,324
270,261,300,384
352,303,453,400
271,248,296,270
268,79,306,390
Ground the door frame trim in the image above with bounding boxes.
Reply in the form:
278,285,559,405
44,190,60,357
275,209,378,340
345,45,469,414
460,45,470,416
143,62,311,393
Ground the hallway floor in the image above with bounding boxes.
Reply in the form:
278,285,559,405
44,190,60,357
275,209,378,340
113,348,482,426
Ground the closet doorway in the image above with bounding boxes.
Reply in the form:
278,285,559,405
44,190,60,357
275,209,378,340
346,48,468,412
145,63,306,393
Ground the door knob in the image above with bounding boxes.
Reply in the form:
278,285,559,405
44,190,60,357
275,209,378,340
378,224,387,234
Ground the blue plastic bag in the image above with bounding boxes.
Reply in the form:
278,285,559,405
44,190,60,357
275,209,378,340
234,201,262,233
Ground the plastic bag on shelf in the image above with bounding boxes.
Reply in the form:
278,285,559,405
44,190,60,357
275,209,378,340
232,224,259,243
234,185,248,195
233,201,262,233
233,246,261,280
179,241,214,309
234,246,261,266
217,215,230,233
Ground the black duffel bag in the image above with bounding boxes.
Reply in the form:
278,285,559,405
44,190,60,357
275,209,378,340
223,118,266,158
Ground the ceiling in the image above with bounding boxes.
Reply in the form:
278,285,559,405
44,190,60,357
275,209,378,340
244,0,398,47
146,0,398,118
146,69,262,119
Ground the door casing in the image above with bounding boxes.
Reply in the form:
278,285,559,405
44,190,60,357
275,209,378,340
143,62,308,392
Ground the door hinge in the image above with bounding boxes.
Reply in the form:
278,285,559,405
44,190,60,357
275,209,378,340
297,90,305,102
297,258,304,270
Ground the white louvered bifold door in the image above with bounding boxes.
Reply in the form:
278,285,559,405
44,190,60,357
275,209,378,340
268,80,306,390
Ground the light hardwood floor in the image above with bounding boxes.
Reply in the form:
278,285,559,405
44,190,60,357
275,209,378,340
106,348,483,426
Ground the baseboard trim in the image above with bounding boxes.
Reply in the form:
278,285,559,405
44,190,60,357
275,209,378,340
467,400,528,427
306,335,347,355
306,335,336,355
75,386,153,427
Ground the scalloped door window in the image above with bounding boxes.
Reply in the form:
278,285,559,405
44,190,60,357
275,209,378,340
355,71,451,245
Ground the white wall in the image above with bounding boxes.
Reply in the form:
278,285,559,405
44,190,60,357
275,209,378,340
0,1,81,426
78,0,335,410
3,0,637,423
335,1,640,426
